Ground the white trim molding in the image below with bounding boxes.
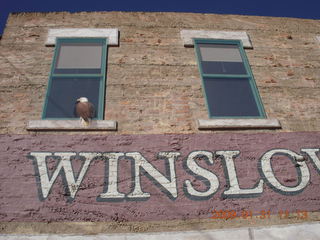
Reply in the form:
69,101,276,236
197,118,281,130
181,30,253,48
45,28,119,46
27,120,117,131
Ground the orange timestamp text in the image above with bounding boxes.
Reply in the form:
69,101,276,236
210,209,308,220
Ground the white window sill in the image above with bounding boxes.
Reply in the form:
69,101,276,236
27,120,117,131
197,119,281,130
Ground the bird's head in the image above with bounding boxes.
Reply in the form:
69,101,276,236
77,97,89,103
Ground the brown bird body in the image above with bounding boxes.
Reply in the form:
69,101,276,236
75,97,95,126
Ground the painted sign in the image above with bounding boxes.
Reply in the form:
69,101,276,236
29,149,318,202
0,132,319,222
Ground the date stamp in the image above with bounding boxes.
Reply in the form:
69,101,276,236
210,209,308,220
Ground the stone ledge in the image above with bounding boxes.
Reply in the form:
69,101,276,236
27,120,117,131
45,28,119,46
180,30,253,48
197,119,281,130
1,222,319,239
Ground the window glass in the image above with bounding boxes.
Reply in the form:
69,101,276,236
199,44,246,75
54,42,103,74
194,39,265,118
42,38,107,119
44,77,100,118
203,78,260,117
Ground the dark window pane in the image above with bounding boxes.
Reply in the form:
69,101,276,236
201,61,247,75
45,77,100,118
54,68,102,74
198,43,247,75
203,78,261,117
54,43,103,74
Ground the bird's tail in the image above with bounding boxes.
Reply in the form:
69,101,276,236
80,117,90,126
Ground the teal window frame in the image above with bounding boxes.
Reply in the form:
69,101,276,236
194,38,266,119
42,37,108,120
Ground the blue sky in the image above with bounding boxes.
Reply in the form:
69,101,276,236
1,0,319,35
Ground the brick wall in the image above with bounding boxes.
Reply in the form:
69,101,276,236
0,12,319,134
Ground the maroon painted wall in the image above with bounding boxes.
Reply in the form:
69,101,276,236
0,132,319,222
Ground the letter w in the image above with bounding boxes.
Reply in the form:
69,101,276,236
29,152,94,201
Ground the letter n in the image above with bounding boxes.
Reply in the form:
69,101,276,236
125,152,180,200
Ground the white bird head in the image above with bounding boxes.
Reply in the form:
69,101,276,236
77,97,89,103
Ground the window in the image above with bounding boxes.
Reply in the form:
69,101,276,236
42,38,107,120
194,39,266,118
